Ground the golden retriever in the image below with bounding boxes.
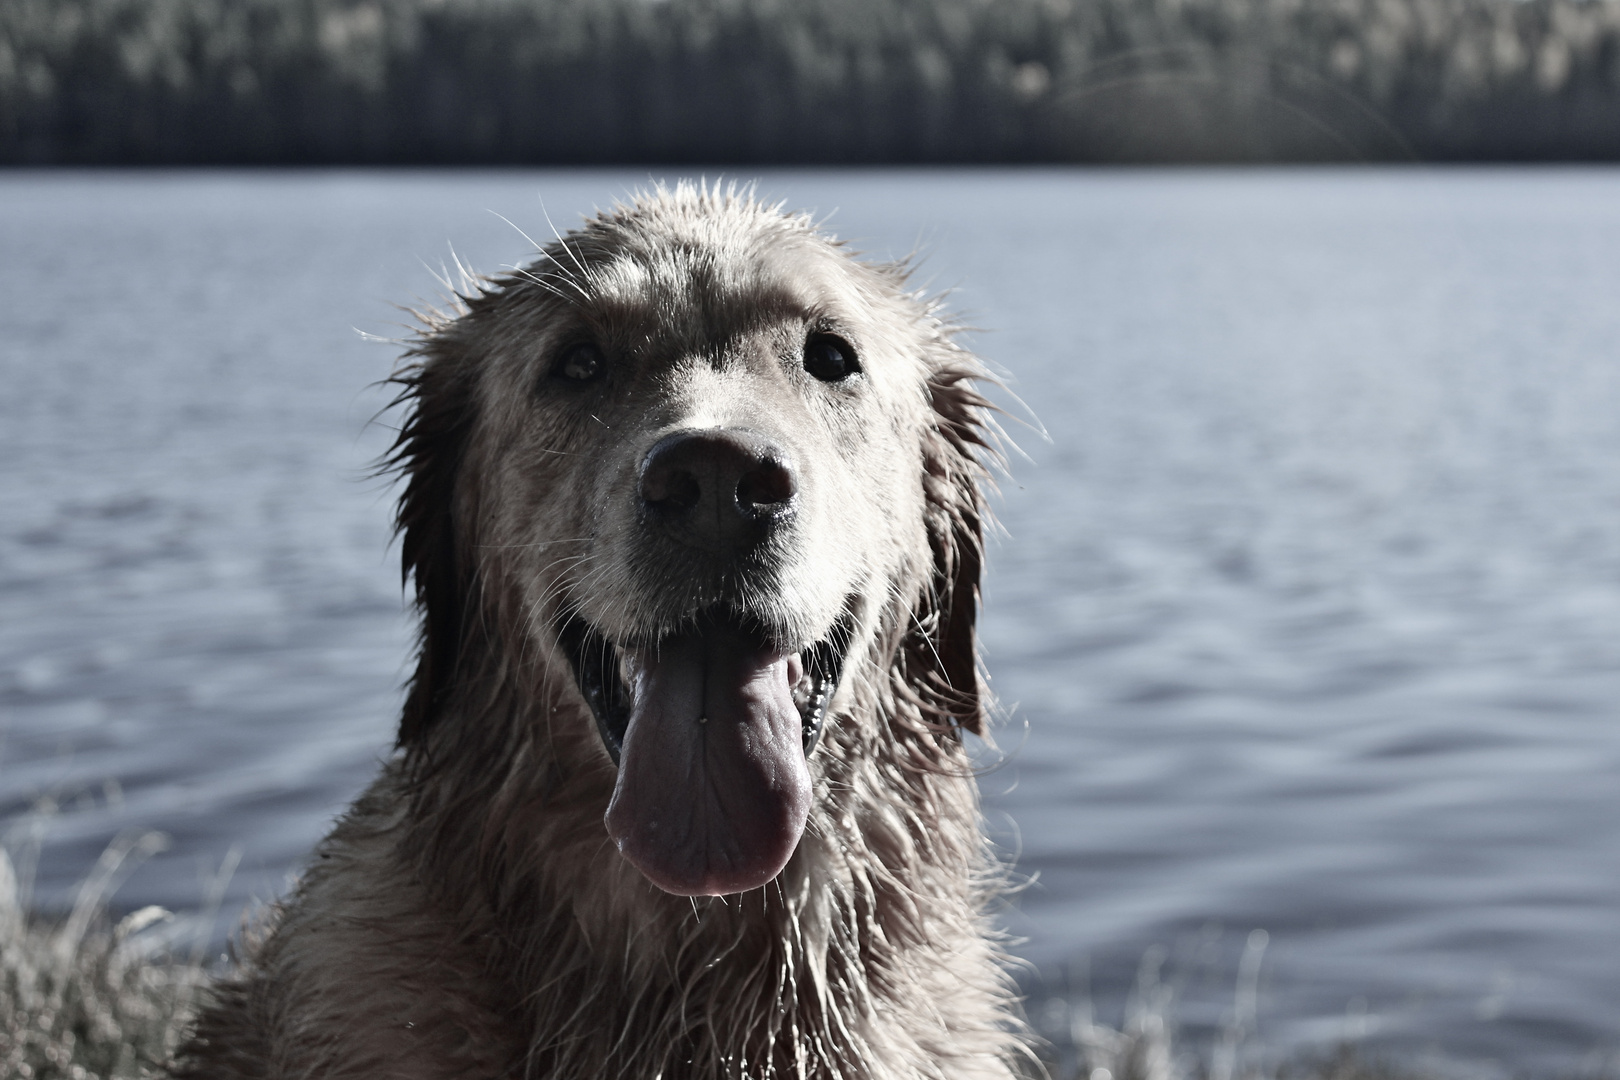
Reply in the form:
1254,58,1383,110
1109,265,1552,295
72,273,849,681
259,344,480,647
175,184,1028,1080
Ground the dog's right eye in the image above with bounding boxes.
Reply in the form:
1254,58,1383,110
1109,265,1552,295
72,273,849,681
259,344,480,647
553,343,604,383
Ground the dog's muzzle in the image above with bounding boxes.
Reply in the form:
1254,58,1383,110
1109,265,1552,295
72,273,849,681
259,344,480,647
550,427,859,897
554,424,852,897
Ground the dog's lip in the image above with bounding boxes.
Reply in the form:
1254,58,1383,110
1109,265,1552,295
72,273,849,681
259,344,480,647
555,606,853,766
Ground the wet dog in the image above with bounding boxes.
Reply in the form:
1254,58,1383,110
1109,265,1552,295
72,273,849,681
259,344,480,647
176,185,1028,1079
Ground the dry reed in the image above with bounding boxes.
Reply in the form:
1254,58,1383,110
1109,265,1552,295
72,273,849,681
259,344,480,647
0,834,204,1080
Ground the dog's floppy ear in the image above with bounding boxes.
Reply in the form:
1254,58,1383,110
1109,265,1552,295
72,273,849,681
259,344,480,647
386,332,478,747
909,358,996,739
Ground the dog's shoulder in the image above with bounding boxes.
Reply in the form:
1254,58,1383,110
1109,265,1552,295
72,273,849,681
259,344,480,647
174,766,521,1079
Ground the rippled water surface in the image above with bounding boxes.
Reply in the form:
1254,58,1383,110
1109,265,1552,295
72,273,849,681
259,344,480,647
3,169,1618,1076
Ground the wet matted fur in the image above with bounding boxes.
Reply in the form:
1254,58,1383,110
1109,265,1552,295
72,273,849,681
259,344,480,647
175,185,1030,1080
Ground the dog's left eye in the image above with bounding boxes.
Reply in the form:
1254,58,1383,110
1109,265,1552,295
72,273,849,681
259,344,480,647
803,334,860,382
553,343,604,382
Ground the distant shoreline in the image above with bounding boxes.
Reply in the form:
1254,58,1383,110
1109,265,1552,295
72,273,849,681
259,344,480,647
5,0,1620,166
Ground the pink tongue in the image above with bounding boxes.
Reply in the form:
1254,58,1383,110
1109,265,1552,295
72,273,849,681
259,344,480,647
604,625,811,896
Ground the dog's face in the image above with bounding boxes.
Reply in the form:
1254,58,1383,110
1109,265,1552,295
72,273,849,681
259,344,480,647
394,191,986,899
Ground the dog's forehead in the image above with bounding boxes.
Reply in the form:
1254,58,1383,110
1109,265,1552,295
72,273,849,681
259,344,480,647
576,223,872,343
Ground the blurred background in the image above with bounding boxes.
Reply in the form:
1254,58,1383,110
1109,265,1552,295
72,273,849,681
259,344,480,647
4,3,1620,1079
7,0,1620,164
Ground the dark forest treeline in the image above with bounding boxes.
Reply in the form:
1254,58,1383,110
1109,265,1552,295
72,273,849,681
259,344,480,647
4,0,1620,164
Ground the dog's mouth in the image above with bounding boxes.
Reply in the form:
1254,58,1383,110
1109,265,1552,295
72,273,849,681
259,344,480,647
557,606,852,897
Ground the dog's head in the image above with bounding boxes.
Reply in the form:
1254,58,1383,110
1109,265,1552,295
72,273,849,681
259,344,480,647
389,186,993,898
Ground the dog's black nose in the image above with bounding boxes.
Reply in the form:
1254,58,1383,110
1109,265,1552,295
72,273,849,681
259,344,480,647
639,430,797,553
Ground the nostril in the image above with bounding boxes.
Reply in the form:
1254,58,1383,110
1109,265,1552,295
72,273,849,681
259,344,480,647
736,460,796,512
641,466,701,511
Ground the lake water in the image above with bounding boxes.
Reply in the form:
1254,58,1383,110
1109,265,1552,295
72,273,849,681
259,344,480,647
3,168,1618,1077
